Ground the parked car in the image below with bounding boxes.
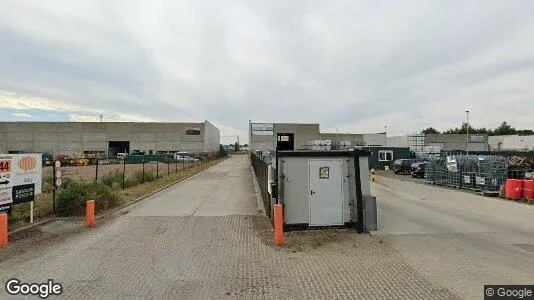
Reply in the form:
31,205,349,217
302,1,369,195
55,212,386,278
173,154,199,163
410,162,429,178
42,152,54,166
55,154,73,166
392,159,418,174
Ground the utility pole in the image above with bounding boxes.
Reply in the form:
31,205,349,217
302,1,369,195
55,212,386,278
465,110,470,155
384,125,387,146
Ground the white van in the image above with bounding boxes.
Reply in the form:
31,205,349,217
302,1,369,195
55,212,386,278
117,153,128,159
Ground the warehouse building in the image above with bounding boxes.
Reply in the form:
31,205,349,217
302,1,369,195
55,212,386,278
489,135,534,151
0,121,220,157
387,133,489,153
248,121,386,152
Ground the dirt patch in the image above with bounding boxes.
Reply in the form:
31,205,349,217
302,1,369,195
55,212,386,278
283,228,354,252
249,216,367,253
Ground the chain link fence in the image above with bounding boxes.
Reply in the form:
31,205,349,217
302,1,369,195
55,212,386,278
42,152,223,190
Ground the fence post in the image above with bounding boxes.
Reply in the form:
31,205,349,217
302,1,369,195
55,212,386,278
182,158,185,170
167,157,170,176
143,163,145,183
52,161,56,214
95,159,99,181
156,161,159,179
175,160,178,173
122,160,126,190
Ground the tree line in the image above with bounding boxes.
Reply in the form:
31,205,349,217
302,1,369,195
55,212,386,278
421,122,533,136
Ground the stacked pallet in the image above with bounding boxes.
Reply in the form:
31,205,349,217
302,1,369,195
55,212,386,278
508,156,534,168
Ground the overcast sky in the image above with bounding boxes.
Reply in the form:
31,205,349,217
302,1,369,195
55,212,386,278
1,0,534,143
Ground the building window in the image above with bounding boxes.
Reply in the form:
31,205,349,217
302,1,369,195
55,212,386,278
186,128,201,135
378,150,393,161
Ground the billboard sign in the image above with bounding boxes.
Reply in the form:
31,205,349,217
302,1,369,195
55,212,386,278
0,154,42,206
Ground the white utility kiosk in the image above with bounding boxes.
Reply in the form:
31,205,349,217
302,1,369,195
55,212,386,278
275,150,375,231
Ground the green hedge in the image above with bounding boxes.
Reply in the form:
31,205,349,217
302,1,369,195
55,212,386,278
56,180,121,216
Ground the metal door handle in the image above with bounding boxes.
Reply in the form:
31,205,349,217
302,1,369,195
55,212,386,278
310,190,315,195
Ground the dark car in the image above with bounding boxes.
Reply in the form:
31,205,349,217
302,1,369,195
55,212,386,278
392,159,418,174
410,162,429,178
42,152,54,166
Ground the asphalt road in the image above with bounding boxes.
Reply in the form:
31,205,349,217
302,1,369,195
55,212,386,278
372,175,534,298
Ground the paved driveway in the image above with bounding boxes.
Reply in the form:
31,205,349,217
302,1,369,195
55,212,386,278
373,175,534,299
0,155,461,299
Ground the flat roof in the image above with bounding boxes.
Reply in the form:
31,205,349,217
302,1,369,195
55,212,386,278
277,150,370,157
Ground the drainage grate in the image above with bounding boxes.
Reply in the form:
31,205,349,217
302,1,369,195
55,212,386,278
513,244,534,252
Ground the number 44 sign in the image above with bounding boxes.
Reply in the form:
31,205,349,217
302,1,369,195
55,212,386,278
0,160,11,189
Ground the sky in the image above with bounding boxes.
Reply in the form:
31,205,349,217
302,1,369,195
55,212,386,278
1,0,534,144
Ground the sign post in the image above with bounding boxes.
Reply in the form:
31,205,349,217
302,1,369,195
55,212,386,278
30,201,34,223
53,160,61,213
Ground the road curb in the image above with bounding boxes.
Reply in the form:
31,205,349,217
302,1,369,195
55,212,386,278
7,158,228,236
250,165,267,217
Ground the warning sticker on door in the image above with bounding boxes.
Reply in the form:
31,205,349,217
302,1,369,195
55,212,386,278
319,167,330,179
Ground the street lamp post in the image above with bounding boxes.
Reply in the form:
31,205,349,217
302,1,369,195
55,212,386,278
465,110,470,155
384,125,387,146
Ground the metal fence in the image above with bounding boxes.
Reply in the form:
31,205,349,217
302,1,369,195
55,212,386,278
43,152,225,191
250,152,274,218
425,155,508,192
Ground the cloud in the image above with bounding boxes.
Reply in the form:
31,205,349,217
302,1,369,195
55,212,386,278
12,112,32,118
1,0,534,141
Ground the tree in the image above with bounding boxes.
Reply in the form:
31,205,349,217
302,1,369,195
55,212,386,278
424,121,532,136
516,129,534,136
421,127,440,134
493,121,516,136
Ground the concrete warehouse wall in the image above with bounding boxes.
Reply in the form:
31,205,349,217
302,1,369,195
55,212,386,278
250,122,383,152
489,135,534,151
424,134,488,151
363,133,386,146
203,120,221,153
0,121,220,155
386,135,409,148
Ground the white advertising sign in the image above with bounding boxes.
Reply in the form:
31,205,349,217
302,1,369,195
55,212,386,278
0,154,43,200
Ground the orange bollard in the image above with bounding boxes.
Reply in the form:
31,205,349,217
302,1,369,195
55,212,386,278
86,200,95,228
274,204,284,247
0,213,7,248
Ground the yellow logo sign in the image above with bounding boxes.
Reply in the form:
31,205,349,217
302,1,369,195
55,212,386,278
18,156,37,171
